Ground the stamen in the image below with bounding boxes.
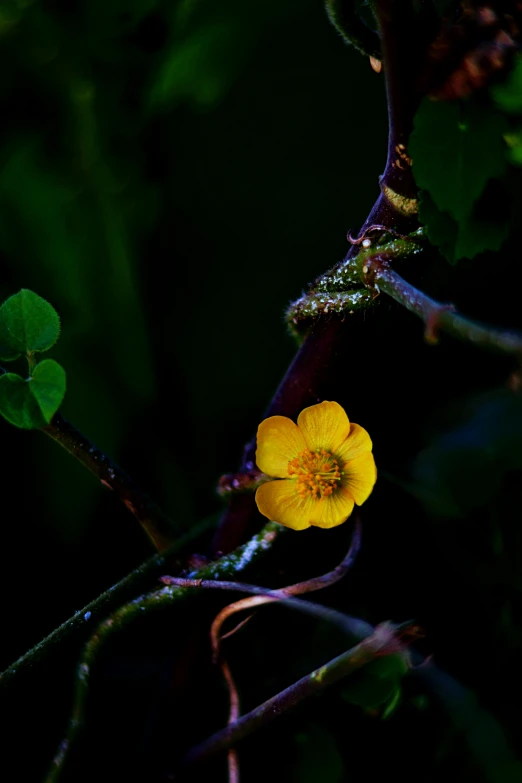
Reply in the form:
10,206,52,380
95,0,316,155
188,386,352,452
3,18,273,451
287,449,342,499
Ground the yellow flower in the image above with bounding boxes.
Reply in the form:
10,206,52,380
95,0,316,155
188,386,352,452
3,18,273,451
255,401,376,530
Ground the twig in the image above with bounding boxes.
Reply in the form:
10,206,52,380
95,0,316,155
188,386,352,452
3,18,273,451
211,517,362,659
373,266,522,357
211,519,361,783
44,522,282,783
41,412,180,551
177,618,521,782
0,516,216,692
158,577,369,638
222,656,241,783
174,622,411,774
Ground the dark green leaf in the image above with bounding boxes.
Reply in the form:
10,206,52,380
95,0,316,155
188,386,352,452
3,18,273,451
0,372,46,429
410,98,507,220
492,55,522,114
504,129,522,166
381,685,402,719
341,653,408,709
30,359,66,423
0,289,60,361
419,191,509,264
418,191,458,262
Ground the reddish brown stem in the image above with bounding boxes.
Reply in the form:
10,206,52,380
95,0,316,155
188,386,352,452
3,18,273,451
212,2,432,556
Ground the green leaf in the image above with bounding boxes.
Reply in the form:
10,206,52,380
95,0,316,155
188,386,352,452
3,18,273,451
410,98,507,221
419,190,509,264
492,55,522,114
341,653,408,710
381,685,402,719
418,191,458,262
0,373,46,428
0,289,60,361
0,360,66,429
30,359,66,423
503,129,522,166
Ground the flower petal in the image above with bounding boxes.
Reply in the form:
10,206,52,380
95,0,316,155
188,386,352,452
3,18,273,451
336,422,373,463
255,480,313,530
256,416,307,477
342,452,377,506
308,488,355,529
297,401,350,452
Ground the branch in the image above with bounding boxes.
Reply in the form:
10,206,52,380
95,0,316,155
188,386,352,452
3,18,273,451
373,265,522,357
178,619,521,782
175,622,411,774
210,519,361,782
42,412,179,551
159,575,369,635
212,0,430,556
44,522,282,782
0,516,216,692
211,517,362,657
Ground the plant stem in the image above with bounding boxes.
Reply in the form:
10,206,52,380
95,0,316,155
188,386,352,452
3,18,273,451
212,2,431,556
178,621,521,782
44,522,282,782
0,516,216,692
41,412,179,551
175,622,408,774
374,266,522,357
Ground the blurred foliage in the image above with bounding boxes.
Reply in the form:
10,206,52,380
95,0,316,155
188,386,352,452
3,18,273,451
2,1,522,782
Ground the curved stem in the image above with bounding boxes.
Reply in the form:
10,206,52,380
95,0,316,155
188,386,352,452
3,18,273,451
42,412,179,551
44,522,282,782
177,622,521,781
0,516,216,692
211,517,361,658
175,622,409,774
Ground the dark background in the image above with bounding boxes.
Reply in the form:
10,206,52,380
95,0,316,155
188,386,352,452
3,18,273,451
1,1,522,781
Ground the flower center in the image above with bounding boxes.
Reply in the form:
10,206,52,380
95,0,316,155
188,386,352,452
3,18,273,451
287,448,341,499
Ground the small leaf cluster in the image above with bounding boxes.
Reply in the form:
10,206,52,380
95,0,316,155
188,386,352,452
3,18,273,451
0,290,66,429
